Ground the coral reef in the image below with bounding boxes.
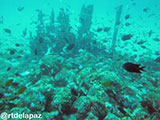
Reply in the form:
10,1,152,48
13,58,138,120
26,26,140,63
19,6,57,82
0,3,160,120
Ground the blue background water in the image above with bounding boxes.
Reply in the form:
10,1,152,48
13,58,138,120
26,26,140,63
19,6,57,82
0,0,160,57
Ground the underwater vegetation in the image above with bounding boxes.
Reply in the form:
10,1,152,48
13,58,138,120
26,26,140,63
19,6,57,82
0,1,160,120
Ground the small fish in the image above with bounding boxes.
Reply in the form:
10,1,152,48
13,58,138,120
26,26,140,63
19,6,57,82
153,38,160,42
39,37,43,43
9,50,15,55
0,16,4,24
15,72,20,76
143,8,149,12
122,34,133,41
7,67,11,71
97,28,103,32
155,56,160,63
15,43,20,47
125,23,131,26
137,40,146,45
67,43,75,50
4,28,11,34
17,6,24,11
123,62,145,73
101,80,113,87
22,27,27,37
148,30,152,37
34,48,38,55
15,86,26,95
125,14,130,19
103,27,110,32
141,45,146,48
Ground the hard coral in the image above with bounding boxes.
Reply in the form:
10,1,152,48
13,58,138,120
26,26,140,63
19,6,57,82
91,101,108,120
60,102,77,115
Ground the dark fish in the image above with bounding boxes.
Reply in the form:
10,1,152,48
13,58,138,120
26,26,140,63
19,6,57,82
39,37,43,43
34,48,38,55
15,72,20,76
143,8,149,12
148,30,152,37
122,34,133,41
67,43,75,50
137,40,146,45
125,14,130,19
10,50,15,55
0,16,3,24
123,62,145,73
17,6,24,11
155,56,160,63
141,45,146,48
7,67,11,71
4,28,11,34
103,27,110,32
125,23,131,26
22,27,27,37
15,43,20,47
153,38,160,42
97,28,103,32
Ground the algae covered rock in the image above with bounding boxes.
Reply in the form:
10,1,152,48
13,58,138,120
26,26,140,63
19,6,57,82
99,71,120,84
41,54,64,67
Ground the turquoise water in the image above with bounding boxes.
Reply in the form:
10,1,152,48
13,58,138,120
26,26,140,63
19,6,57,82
0,0,160,120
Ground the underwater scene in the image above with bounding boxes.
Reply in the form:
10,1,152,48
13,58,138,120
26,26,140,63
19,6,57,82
0,0,160,119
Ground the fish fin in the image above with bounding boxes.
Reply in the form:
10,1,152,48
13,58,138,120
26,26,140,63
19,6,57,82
140,66,145,71
137,64,141,67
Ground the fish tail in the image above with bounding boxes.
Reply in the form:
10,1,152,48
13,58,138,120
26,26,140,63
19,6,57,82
140,66,145,71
